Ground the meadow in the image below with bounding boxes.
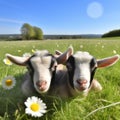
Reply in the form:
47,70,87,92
0,38,120,120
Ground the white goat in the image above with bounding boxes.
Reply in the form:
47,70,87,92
6,50,57,95
48,47,119,97
6,48,72,96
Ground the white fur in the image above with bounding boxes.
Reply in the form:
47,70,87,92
30,55,52,93
73,52,94,92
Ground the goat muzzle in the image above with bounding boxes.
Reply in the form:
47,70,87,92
77,79,88,91
36,81,47,91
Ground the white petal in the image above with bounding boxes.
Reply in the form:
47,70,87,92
40,109,47,113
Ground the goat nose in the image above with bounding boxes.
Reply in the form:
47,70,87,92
36,81,47,88
77,79,87,85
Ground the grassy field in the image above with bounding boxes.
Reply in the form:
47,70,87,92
0,38,120,120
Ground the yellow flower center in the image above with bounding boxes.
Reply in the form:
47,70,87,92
30,103,40,112
5,79,13,86
6,59,11,65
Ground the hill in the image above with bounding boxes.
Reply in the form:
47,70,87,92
0,34,102,40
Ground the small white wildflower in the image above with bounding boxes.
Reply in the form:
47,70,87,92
3,58,12,65
24,96,47,117
2,76,16,90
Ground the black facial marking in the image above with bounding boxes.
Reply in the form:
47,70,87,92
90,58,96,69
66,56,75,89
43,54,57,86
27,61,34,79
49,55,57,85
26,53,57,87
26,54,37,80
49,55,57,71
89,58,97,86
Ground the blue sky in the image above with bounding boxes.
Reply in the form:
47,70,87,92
0,0,120,34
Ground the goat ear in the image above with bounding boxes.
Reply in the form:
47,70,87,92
55,50,62,55
97,55,119,68
54,50,63,58
6,54,29,66
56,46,73,64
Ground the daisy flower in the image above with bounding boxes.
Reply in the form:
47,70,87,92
24,96,47,117
3,58,12,65
2,76,16,90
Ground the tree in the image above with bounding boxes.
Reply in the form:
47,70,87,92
21,23,35,40
33,26,43,40
102,29,120,38
21,23,43,40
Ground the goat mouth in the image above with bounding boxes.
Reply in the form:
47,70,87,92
79,87,86,91
75,86,87,92
39,86,47,91
76,85,87,91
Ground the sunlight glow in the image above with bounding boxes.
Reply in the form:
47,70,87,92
87,2,104,19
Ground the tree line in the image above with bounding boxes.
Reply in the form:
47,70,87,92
1,22,120,40
102,29,120,38
21,23,43,40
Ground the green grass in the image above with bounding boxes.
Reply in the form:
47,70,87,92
0,38,120,120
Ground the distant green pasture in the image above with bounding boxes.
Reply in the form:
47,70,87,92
0,38,120,120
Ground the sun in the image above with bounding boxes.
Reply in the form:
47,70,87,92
87,2,104,19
